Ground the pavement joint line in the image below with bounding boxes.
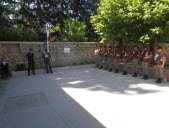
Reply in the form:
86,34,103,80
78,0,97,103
47,101,73,128
43,89,73,128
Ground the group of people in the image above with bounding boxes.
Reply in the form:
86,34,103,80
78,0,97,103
26,48,53,76
1,45,167,83
95,45,167,83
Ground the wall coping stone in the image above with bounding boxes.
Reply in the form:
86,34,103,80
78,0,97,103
0,41,98,44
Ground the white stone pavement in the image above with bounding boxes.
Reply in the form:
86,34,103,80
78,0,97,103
0,66,169,128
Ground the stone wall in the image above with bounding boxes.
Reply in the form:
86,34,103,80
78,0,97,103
0,41,97,70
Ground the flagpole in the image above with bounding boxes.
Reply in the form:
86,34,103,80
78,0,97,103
47,40,49,52
46,23,50,52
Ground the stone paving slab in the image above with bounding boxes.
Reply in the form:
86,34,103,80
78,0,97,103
0,80,8,96
3,93,48,113
45,90,105,128
0,67,169,128
0,67,105,128
0,106,70,128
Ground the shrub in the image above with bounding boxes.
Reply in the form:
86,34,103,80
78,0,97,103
0,26,41,41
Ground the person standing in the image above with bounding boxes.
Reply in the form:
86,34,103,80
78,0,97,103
154,46,167,83
131,45,140,77
98,45,104,69
113,47,121,73
42,49,53,73
121,46,129,75
102,46,108,70
94,46,100,68
107,46,114,72
26,48,36,76
140,45,153,80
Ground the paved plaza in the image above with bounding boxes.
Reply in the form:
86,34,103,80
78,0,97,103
0,66,169,128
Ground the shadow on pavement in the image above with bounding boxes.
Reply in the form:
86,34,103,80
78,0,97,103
0,73,106,128
50,68,166,95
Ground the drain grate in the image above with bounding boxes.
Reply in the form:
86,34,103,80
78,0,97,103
3,93,48,113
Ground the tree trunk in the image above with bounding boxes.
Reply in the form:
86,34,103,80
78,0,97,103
118,39,123,50
149,36,158,55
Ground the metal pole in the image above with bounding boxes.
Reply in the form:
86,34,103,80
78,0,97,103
47,40,49,52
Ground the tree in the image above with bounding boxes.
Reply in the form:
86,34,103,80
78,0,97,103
59,19,87,42
1,0,100,42
91,0,169,51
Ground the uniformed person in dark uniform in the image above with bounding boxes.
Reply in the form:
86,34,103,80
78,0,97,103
26,48,36,76
42,49,53,73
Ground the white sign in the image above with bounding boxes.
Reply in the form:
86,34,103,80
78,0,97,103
64,48,70,53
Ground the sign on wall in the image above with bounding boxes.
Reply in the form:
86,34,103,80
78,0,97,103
64,48,70,53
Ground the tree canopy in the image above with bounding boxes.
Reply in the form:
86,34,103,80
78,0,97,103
0,0,100,41
91,0,169,46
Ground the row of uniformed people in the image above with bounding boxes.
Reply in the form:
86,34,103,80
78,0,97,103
94,45,167,83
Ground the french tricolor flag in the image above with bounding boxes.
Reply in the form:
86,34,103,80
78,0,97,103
46,23,51,42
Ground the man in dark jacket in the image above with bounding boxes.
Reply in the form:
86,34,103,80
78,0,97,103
26,48,36,76
42,49,53,73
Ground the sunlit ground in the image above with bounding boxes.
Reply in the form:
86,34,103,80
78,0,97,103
1,67,169,128
55,68,169,128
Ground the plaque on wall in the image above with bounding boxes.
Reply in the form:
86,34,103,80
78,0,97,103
64,48,70,53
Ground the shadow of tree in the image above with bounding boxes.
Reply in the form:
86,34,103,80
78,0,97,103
50,68,166,95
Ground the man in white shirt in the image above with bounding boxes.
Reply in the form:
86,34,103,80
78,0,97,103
42,49,53,73
94,46,99,68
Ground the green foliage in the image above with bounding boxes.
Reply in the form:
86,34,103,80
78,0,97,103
0,0,100,41
60,19,87,42
91,0,169,44
0,26,40,41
